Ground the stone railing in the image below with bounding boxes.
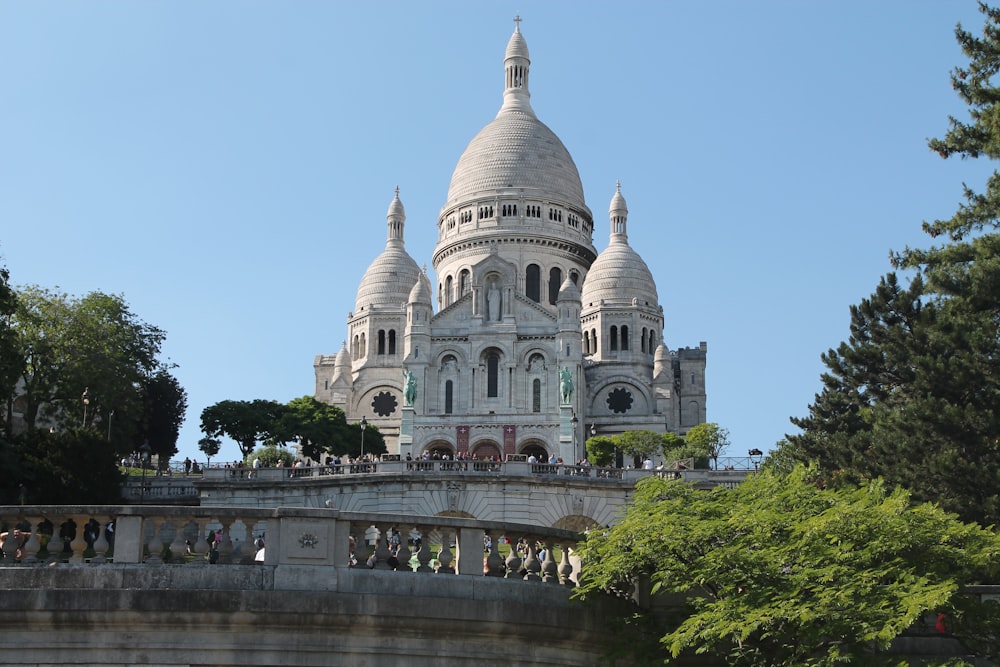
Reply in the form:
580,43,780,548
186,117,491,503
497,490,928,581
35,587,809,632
201,459,749,485
0,505,582,585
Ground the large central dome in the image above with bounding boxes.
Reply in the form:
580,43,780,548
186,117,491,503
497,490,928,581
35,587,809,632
445,112,586,210
442,23,587,213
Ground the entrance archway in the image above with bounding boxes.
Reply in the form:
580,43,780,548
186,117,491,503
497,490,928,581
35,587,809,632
471,440,502,460
519,440,548,461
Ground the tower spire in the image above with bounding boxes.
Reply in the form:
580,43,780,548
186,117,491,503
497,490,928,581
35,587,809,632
501,16,534,116
386,186,406,246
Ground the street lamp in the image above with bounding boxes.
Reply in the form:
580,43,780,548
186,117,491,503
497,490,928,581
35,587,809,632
81,387,90,428
107,409,115,442
748,448,763,472
360,416,368,462
571,414,579,460
139,440,152,505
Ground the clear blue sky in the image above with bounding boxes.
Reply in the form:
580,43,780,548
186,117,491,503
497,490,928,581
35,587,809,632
1,1,992,464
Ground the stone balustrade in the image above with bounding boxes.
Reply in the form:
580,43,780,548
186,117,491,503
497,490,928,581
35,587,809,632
0,504,582,585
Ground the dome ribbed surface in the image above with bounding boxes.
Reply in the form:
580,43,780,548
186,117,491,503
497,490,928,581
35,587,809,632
354,245,421,313
506,28,529,60
581,240,659,308
444,111,586,210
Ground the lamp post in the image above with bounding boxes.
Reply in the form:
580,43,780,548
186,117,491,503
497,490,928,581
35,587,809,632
139,440,152,505
360,416,368,462
748,448,763,473
107,409,114,442
81,387,90,428
571,414,579,461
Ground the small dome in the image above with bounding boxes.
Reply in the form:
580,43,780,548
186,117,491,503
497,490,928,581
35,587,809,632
581,185,658,309
557,275,581,302
582,243,658,308
387,189,405,219
354,190,421,314
333,342,350,381
506,22,529,61
409,267,433,305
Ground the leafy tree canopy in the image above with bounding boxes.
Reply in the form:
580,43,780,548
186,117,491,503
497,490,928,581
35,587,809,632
574,465,1000,666
200,399,285,460
684,422,730,469
1,429,125,504
787,4,1000,526
585,436,616,467
8,286,168,443
615,430,665,460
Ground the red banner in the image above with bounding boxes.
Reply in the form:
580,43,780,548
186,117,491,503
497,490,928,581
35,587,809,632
456,425,470,454
503,425,516,456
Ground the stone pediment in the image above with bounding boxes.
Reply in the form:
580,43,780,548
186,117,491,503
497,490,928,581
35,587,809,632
511,293,556,323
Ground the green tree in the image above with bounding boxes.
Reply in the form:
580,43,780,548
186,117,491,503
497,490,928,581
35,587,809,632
574,465,1000,666
585,435,616,467
136,370,187,466
271,396,353,461
198,436,221,468
787,4,1000,527
248,444,295,468
11,429,125,504
684,422,730,470
615,430,664,465
9,287,166,437
0,264,20,438
200,399,285,459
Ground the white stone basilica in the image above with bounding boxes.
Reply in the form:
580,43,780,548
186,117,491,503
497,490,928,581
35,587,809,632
314,20,707,463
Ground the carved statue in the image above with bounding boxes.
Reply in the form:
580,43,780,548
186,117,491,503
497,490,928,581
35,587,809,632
559,367,573,404
487,281,501,321
403,369,417,406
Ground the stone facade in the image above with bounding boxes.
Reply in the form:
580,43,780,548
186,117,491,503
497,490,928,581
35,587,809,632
315,21,707,460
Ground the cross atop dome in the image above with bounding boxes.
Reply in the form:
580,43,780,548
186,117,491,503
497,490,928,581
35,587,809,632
514,14,521,32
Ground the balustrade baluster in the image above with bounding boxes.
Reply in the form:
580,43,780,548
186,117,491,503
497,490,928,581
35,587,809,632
373,523,393,570
91,515,111,564
504,540,521,579
145,517,166,564
168,517,189,563
216,518,233,563
394,525,412,572
192,517,211,563
541,540,558,583
414,525,433,572
22,517,42,564
485,530,504,577
1,514,20,562
436,529,454,574
46,513,66,564
558,543,576,586
68,515,89,563
523,537,542,582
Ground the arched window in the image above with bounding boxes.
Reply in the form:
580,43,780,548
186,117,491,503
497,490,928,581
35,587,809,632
352,334,359,359
569,270,579,285
610,326,618,352
360,333,366,357
621,325,629,351
591,328,598,354
445,276,453,306
487,352,500,397
526,264,540,302
548,267,562,304
641,327,648,353
388,330,396,355
532,378,541,413
378,330,386,355
583,330,590,355
445,380,454,414
460,269,469,296
649,331,657,350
